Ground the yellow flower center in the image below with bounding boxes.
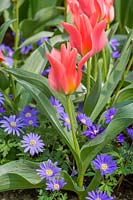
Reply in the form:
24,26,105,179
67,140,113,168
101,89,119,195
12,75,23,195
101,163,108,171
25,112,32,117
30,140,36,146
10,122,17,128
96,198,101,200
81,119,86,124
65,118,70,123
29,120,33,125
46,169,53,176
54,183,60,190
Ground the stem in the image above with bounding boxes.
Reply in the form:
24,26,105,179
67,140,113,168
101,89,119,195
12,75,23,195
93,54,97,80
86,59,91,96
10,74,16,99
77,172,84,189
102,48,107,82
14,0,19,68
64,0,67,22
66,95,80,154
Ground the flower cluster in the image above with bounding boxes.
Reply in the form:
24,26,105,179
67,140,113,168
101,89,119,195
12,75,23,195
36,159,66,191
19,106,39,127
92,154,117,176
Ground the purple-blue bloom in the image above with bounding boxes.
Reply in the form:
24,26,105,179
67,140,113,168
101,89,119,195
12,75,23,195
20,106,38,119
104,107,117,124
109,38,120,59
83,124,104,139
5,46,14,57
41,66,51,76
36,159,61,180
112,51,120,59
86,190,113,200
59,112,71,131
50,96,64,114
116,133,125,143
0,44,14,57
37,37,49,46
21,133,44,156
126,126,133,140
0,105,6,113
109,38,120,51
24,117,39,127
0,115,25,136
46,177,66,191
19,106,39,127
20,39,33,54
92,154,117,176
77,112,92,127
4,57,14,67
0,92,5,106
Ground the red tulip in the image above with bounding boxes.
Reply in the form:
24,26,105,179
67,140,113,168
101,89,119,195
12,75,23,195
62,11,106,68
46,43,82,95
68,0,114,23
0,50,5,63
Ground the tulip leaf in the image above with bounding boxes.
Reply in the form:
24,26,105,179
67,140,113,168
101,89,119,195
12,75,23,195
19,31,54,48
62,171,86,198
4,68,68,111
80,102,133,174
90,31,133,121
13,79,81,168
114,84,133,103
0,19,15,44
83,66,102,117
0,160,44,192
86,171,101,192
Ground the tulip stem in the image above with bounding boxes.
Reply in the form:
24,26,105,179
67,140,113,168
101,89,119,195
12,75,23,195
66,95,80,154
86,59,91,96
13,0,19,68
94,54,97,80
102,48,107,82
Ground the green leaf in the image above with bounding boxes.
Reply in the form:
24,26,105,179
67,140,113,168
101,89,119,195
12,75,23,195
84,66,102,116
20,7,64,38
0,20,16,44
114,84,133,103
0,160,43,192
4,68,68,110
90,31,133,121
0,0,11,13
19,31,54,48
86,171,101,192
80,102,133,174
62,171,86,198
13,79,81,168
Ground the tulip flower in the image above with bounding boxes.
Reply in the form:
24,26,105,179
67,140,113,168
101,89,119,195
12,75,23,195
62,12,106,68
46,43,82,95
0,50,5,63
68,0,114,23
